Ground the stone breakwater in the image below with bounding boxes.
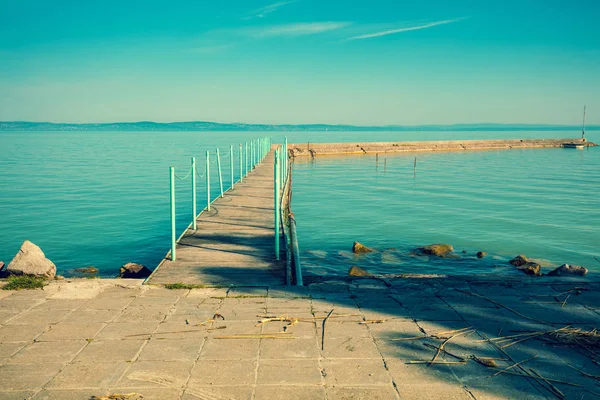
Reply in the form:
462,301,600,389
288,138,597,157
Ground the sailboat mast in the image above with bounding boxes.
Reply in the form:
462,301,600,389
582,105,586,140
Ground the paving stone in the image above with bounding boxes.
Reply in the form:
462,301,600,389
0,323,48,342
36,323,105,341
316,321,371,339
47,361,129,389
0,298,44,312
0,342,27,363
60,309,119,324
8,340,87,364
113,305,172,322
138,337,204,361
204,320,263,337
255,385,326,400
128,296,179,307
33,389,110,400
0,391,37,400
190,359,257,386
0,363,64,390
153,323,209,339
81,297,135,310
185,287,224,298
102,387,182,400
182,385,253,400
142,287,186,298
261,319,317,338
256,359,322,385
322,359,392,386
267,297,312,310
260,337,319,359
73,339,146,362
359,319,421,340
321,336,381,359
396,383,475,399
95,321,161,340
5,309,71,325
385,359,460,385
359,307,413,321
325,386,399,400
216,306,266,321
115,360,194,389
31,299,89,311
0,310,20,324
163,309,216,324
200,338,259,360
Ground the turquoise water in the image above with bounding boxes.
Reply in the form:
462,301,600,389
0,130,597,277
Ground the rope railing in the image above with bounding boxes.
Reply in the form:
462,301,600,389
167,136,272,261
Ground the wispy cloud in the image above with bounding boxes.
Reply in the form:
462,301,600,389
347,18,467,40
244,1,297,19
252,22,351,37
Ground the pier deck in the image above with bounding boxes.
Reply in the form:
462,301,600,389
148,150,285,287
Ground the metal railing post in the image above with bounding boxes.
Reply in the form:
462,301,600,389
274,148,280,260
239,143,243,183
230,144,234,190
206,151,211,211
284,136,288,181
169,166,176,261
245,142,249,176
216,148,224,198
191,157,197,230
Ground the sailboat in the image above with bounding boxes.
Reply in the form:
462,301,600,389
563,106,587,148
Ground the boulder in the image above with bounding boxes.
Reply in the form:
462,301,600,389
517,262,541,276
510,255,529,267
6,241,56,279
548,264,588,277
348,266,372,277
418,244,454,257
75,266,99,274
0,261,4,270
119,263,152,279
476,251,487,259
353,242,373,254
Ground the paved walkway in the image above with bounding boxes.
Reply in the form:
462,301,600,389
0,277,599,399
148,150,285,287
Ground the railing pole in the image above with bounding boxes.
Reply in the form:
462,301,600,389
239,143,243,183
191,157,197,230
169,166,176,261
206,151,211,211
245,142,249,176
216,148,224,198
252,139,255,169
284,136,288,181
230,144,234,190
274,148,280,260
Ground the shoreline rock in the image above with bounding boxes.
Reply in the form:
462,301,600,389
417,244,454,257
517,262,541,276
119,263,152,279
348,266,372,277
548,264,588,277
6,241,56,279
352,242,374,254
509,255,530,267
476,251,487,259
74,267,99,274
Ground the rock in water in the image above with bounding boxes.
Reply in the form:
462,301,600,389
0,261,4,270
6,241,56,279
75,266,99,274
517,262,541,276
418,244,454,257
548,264,588,277
119,263,152,279
348,266,372,277
476,251,487,259
510,255,529,266
353,242,374,254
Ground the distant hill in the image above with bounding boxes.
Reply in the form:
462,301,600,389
0,121,596,132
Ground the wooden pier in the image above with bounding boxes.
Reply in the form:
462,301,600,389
148,150,285,287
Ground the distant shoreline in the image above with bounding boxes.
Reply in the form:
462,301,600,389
1,121,598,132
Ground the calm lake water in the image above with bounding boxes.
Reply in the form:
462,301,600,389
0,130,598,277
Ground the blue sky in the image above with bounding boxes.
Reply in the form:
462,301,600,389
0,0,598,125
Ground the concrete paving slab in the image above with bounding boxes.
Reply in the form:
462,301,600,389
316,321,371,339
116,360,195,389
35,323,106,341
0,323,48,342
254,386,326,400
112,305,172,322
190,359,257,386
73,339,146,362
261,320,317,338
81,297,135,310
0,310,20,324
321,336,381,359
182,385,253,400
101,387,183,400
46,361,129,389
0,363,65,390
4,309,71,325
31,299,89,311
0,342,27,363
260,337,319,359
199,338,259,360
32,389,110,400
325,386,400,400
0,390,37,400
256,359,322,385
60,309,119,324
152,323,209,339
321,358,392,386
138,337,204,361
7,340,87,364
395,383,474,399
95,321,161,340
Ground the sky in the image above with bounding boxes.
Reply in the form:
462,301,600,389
0,0,598,125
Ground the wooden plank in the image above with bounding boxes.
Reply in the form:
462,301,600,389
148,150,285,287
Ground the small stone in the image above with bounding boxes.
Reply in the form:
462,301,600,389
352,242,374,254
477,251,487,259
348,266,372,277
74,266,99,274
6,240,56,279
510,255,529,267
417,244,454,257
548,264,588,277
55,275,65,280
517,262,541,276
119,262,152,279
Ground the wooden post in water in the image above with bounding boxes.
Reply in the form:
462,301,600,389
274,148,281,260
169,166,176,261
191,157,197,230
